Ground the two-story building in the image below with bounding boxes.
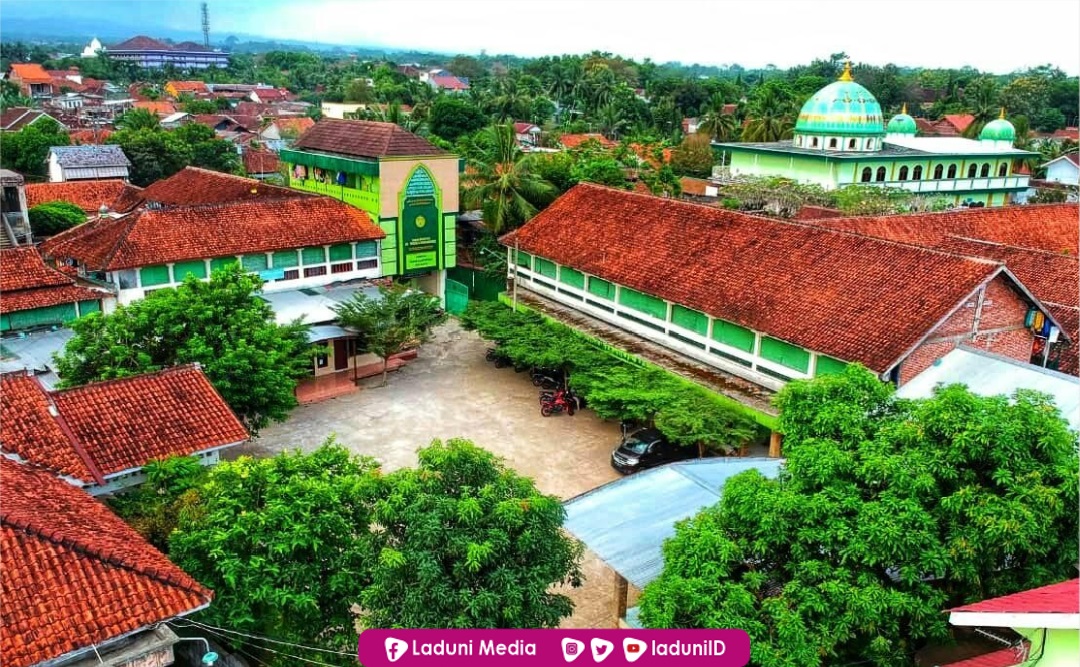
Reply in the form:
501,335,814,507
6,63,54,99
716,65,1036,207
105,35,229,69
281,119,460,301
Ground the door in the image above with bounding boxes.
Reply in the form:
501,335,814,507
333,338,349,371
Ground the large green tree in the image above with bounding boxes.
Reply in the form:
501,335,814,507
428,95,487,141
55,265,311,434
639,366,1079,667
360,438,584,628
463,123,557,233
108,122,240,186
27,201,85,237
0,117,70,178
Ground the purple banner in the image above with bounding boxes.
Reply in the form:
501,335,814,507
358,629,750,666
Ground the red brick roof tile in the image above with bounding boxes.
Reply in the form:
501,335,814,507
1,365,247,482
559,133,616,149
243,148,281,174
0,457,212,667
166,80,209,94
26,179,134,213
1,247,73,291
951,579,1079,615
109,35,172,51
134,100,177,115
8,63,53,84
944,114,976,133
269,116,315,136
137,166,303,206
503,184,1009,372
294,118,445,158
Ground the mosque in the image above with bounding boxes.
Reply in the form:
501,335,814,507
715,63,1035,207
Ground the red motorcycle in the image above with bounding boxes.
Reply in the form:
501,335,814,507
540,388,576,417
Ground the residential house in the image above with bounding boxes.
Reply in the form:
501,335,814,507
1,365,247,494
558,133,617,150
0,107,66,132
501,184,1065,450
1043,152,1079,186
1,170,31,248
682,117,701,134
243,147,282,180
0,457,214,667
133,99,178,116
915,113,977,137
40,167,386,305
259,116,315,151
250,87,292,104
0,247,111,332
939,579,1078,667
679,176,719,199
420,68,469,92
514,122,542,147
105,35,229,69
164,79,209,98
47,145,131,182
7,63,54,98
808,203,1079,375
280,119,461,301
160,111,192,128
26,178,143,214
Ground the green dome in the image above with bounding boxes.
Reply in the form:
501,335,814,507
886,110,917,135
980,117,1015,142
794,66,885,137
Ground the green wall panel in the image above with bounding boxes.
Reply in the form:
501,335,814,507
761,336,811,372
559,266,585,289
712,319,755,352
271,250,299,269
302,247,327,265
174,260,207,280
515,250,532,268
329,243,353,262
241,254,268,272
210,257,239,273
815,355,849,376
355,241,378,258
6,303,77,330
536,257,557,279
671,305,708,336
587,277,615,300
139,265,170,287
77,300,100,316
618,287,668,320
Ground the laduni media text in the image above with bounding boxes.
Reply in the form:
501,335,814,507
409,638,536,657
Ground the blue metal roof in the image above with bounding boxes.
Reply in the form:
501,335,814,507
563,458,784,589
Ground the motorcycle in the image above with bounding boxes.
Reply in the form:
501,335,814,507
485,347,510,369
530,368,562,390
540,388,577,417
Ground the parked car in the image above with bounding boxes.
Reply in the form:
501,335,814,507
610,428,697,474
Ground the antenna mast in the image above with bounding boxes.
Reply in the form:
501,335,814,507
201,2,211,48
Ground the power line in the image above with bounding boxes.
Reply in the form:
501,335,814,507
172,618,355,658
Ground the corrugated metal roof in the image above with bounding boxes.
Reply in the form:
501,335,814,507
897,346,1079,432
563,458,784,589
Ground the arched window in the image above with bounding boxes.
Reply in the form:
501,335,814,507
967,164,977,178
876,166,887,182
947,164,957,178
861,167,872,182
913,165,923,180
898,166,909,181
848,138,857,149
998,163,1008,177
933,165,944,179
828,138,838,149
980,163,990,177
811,137,819,148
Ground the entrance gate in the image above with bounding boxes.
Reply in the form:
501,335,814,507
445,278,469,314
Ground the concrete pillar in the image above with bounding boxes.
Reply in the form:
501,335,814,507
615,573,629,624
768,431,783,458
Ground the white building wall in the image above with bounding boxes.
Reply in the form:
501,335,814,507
1046,160,1079,186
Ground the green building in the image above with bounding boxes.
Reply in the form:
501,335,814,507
716,64,1035,207
280,119,461,299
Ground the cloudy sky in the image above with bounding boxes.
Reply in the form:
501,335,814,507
12,0,1080,74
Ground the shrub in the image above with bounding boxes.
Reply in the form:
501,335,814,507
28,201,85,237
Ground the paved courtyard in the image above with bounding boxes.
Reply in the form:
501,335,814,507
236,320,628,627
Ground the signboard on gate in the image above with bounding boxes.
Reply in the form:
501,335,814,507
400,166,441,273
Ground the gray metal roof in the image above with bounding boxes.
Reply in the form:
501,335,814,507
49,145,131,168
897,346,1079,432
564,458,784,589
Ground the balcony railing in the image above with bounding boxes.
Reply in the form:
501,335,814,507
874,175,1030,193
290,178,380,214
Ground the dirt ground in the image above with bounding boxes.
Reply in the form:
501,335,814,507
236,320,628,627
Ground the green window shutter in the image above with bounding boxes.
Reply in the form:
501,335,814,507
77,300,101,316
815,355,849,376
272,250,299,269
760,337,811,372
618,287,668,320
173,260,207,280
536,257,557,279
9,303,77,330
329,244,353,262
559,266,585,289
0,314,8,332
210,257,239,273
711,319,755,352
587,277,615,300
139,265,170,287
515,250,532,268
241,253,268,272
355,241,377,258
302,246,327,265
671,305,708,336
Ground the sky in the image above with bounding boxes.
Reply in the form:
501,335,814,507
7,0,1080,75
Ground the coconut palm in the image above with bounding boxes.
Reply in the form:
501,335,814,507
698,93,739,141
741,87,794,142
463,124,557,234
596,103,628,140
962,78,999,138
115,108,160,131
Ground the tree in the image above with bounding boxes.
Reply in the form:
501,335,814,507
448,55,486,81
428,96,486,141
0,117,70,178
55,265,311,434
698,93,739,142
344,78,375,103
332,285,447,386
181,98,220,114
639,366,1078,667
670,133,716,178
27,201,85,237
170,443,381,665
742,80,796,142
463,123,557,233
115,108,161,131
961,77,999,138
108,455,207,552
360,438,584,628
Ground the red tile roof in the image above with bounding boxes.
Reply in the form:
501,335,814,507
137,166,301,206
109,35,172,51
0,457,212,667
430,75,469,91
1052,127,1079,141
68,128,114,144
0,107,61,132
268,116,315,136
939,646,1030,667
0,247,108,314
243,147,281,174
514,122,540,134
134,100,177,115
8,63,52,84
951,579,1079,615
234,101,270,117
943,114,976,133
503,184,1011,372
253,87,291,102
679,177,714,197
26,179,134,212
294,118,445,158
1,365,247,482
559,133,616,149
167,80,209,94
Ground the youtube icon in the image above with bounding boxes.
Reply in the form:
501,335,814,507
623,638,647,663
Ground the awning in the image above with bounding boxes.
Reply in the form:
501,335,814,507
307,325,355,343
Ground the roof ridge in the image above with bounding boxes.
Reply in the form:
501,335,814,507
31,375,108,486
51,363,202,396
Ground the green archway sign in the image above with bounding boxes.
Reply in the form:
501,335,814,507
399,166,441,273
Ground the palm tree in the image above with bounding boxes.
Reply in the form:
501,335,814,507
596,103,628,140
115,108,160,131
698,93,739,141
741,87,794,142
463,124,557,234
962,78,999,138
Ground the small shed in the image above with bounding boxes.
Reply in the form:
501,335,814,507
47,145,131,182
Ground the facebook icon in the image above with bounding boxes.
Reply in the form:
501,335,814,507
384,637,408,663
